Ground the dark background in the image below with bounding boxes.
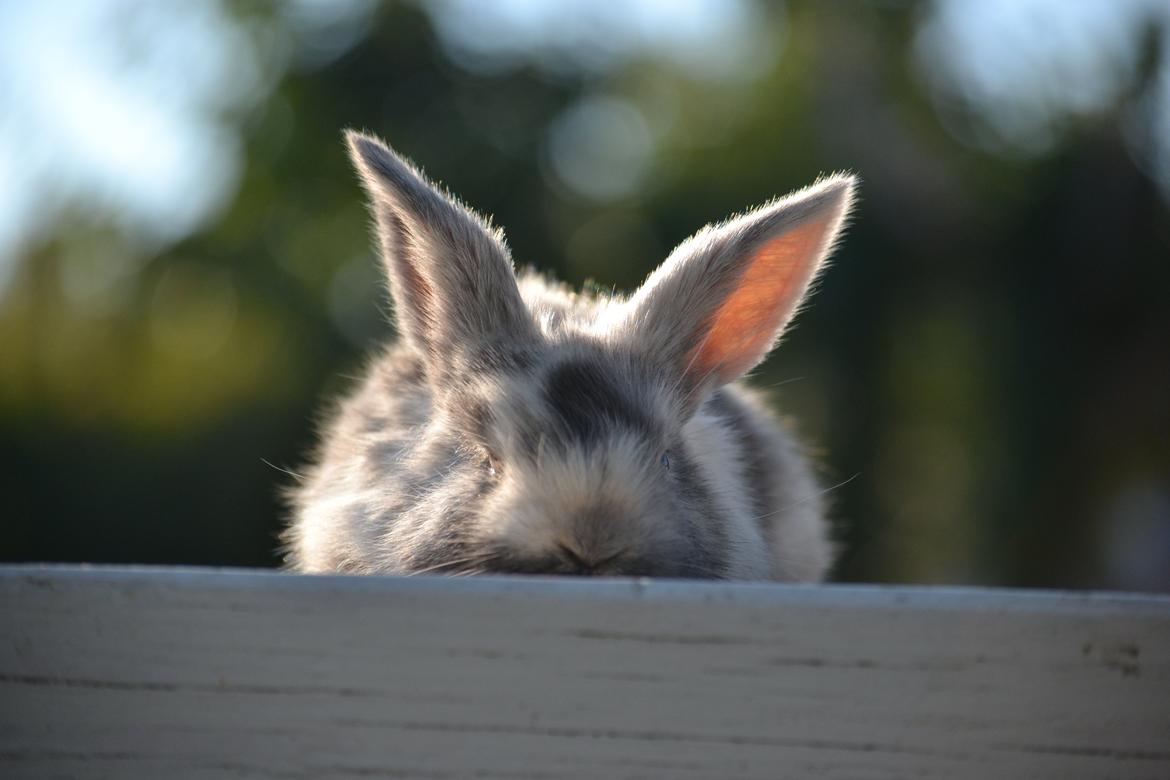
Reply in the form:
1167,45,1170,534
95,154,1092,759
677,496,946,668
2,0,1168,590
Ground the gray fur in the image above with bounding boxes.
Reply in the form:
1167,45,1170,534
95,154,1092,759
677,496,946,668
284,131,856,581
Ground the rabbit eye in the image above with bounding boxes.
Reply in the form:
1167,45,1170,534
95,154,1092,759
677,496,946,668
485,451,503,477
660,450,671,470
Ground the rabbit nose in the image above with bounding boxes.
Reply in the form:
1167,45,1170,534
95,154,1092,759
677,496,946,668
556,541,621,575
556,541,594,574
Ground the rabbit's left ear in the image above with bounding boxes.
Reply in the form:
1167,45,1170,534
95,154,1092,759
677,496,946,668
621,175,856,408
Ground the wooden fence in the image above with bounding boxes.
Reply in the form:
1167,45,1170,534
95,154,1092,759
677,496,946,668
2,566,1168,778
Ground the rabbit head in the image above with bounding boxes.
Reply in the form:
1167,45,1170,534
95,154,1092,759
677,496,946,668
286,132,854,579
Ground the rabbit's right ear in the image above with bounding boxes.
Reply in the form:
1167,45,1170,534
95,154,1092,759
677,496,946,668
346,131,537,367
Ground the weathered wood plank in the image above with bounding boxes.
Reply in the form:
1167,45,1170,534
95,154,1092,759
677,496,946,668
2,566,1168,779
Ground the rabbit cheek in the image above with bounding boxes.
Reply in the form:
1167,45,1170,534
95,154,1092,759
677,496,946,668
657,446,731,578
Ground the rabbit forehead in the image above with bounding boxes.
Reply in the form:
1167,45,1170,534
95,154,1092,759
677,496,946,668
538,356,664,443
467,347,672,456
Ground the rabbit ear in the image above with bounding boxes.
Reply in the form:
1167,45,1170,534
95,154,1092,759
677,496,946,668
346,131,537,364
622,174,856,408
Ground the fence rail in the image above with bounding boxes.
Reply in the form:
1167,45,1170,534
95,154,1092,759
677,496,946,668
2,566,1169,779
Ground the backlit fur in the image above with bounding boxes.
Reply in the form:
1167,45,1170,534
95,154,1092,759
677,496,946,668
284,131,855,580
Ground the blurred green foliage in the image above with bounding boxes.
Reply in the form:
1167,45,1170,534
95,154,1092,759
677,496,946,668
2,1,1168,589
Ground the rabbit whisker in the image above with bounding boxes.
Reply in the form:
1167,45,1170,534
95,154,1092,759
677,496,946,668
750,472,860,525
261,458,306,482
407,554,495,576
763,375,805,389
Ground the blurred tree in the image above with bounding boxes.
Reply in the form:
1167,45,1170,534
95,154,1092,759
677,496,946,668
1,0,1167,589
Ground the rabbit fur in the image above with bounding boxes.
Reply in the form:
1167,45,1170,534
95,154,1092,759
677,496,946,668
284,131,856,580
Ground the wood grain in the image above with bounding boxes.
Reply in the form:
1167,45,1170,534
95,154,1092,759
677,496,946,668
2,566,1168,779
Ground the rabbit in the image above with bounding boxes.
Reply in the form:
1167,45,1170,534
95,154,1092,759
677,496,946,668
283,130,856,581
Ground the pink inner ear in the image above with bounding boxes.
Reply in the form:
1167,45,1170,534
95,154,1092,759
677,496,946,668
383,219,438,340
689,214,832,383
398,254,434,320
